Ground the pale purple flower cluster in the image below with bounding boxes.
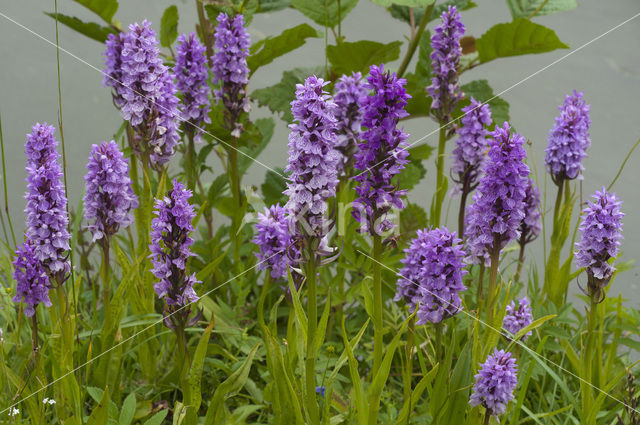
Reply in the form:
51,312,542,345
212,13,250,137
103,21,180,166
518,178,542,245
174,32,211,141
503,297,533,340
427,6,465,121
465,122,530,262
451,98,492,189
469,349,518,417
83,141,138,243
395,227,467,324
12,241,52,317
150,179,199,307
545,91,591,184
353,65,410,234
284,76,340,237
333,72,368,174
24,123,70,278
575,188,624,286
253,204,296,279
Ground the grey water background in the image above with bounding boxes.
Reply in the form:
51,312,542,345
1,0,639,304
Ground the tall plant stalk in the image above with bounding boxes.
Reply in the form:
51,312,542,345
100,240,111,322
433,127,447,227
372,234,383,375
396,3,435,78
305,250,319,424
228,138,242,270
486,245,500,324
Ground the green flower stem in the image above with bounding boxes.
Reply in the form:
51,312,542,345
483,409,491,425
397,3,435,78
100,239,111,324
258,274,271,328
433,126,447,227
228,139,242,271
582,297,598,417
477,263,485,301
403,315,416,403
434,322,443,363
305,250,320,424
553,180,564,221
486,243,501,324
185,131,197,192
515,241,526,283
372,233,383,376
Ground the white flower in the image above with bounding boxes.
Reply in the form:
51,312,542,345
43,398,56,405
8,407,19,416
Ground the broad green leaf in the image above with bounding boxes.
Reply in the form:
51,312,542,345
261,168,288,206
400,203,428,244
74,0,118,23
204,343,261,425
371,0,433,8
142,410,168,425
454,79,510,126
506,0,577,19
252,67,324,122
340,317,367,424
476,18,569,63
395,364,439,424
256,0,291,12
239,118,276,175
119,393,137,425
395,160,426,191
160,6,179,47
291,0,359,27
196,249,228,282
184,318,215,423
44,13,116,43
248,24,320,75
327,40,402,75
389,0,476,25
408,143,434,160
86,386,110,425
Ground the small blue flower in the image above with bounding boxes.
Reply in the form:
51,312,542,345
315,386,326,396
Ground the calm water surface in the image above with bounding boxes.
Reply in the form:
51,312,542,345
1,0,639,302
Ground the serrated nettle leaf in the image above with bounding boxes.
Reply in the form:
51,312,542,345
160,6,179,47
395,160,426,191
476,18,569,63
252,66,324,122
389,0,476,26
238,117,276,175
74,0,118,23
261,168,288,206
291,0,359,27
45,13,116,43
327,40,402,76
454,79,510,126
256,0,291,13
506,0,577,19
403,72,431,118
408,142,434,160
248,24,320,75
371,0,433,7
